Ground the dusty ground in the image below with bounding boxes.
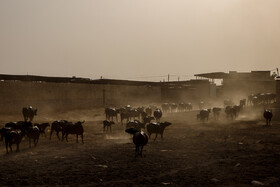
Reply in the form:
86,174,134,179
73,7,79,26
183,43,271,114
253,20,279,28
0,107,279,186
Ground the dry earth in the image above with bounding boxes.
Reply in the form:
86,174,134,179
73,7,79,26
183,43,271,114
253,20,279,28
0,107,279,186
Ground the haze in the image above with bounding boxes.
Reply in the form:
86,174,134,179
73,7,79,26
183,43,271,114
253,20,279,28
0,0,279,81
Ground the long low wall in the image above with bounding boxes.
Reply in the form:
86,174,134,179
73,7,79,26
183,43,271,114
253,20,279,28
0,81,161,114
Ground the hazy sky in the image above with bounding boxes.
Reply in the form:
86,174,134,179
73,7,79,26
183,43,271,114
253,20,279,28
0,0,279,81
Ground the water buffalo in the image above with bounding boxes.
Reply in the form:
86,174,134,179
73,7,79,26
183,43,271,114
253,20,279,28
225,106,238,120
103,120,115,132
212,107,222,120
26,126,40,147
170,103,177,113
125,128,148,157
22,106,37,122
186,102,193,111
126,120,145,131
143,116,155,124
153,109,163,122
128,108,141,120
34,123,50,137
263,109,273,126
3,130,24,154
199,109,211,123
145,107,152,116
5,121,33,134
50,120,69,140
120,112,130,125
240,99,246,107
161,103,170,113
105,108,118,122
62,121,85,144
146,121,172,141
0,127,12,141
178,102,186,112
247,94,255,105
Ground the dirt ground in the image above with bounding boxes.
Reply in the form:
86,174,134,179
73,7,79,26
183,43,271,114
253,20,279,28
0,107,279,186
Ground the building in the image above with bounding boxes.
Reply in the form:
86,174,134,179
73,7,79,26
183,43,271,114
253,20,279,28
0,74,161,113
159,79,212,103
0,74,213,113
195,71,276,102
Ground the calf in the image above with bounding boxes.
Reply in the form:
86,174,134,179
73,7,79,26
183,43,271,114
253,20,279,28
103,120,115,132
62,121,85,144
125,128,148,157
146,121,172,141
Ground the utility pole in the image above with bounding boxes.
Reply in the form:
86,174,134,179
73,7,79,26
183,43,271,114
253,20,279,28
168,74,170,82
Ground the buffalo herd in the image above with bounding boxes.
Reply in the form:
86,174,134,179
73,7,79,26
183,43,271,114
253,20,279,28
0,106,86,154
103,93,276,157
0,92,276,156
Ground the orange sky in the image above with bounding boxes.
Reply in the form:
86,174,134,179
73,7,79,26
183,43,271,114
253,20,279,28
0,0,279,81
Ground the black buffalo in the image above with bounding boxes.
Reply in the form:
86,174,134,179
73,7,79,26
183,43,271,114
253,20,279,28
199,109,211,123
105,108,118,122
186,102,193,111
143,116,155,124
22,106,37,122
161,103,170,113
26,126,40,148
212,107,222,120
225,106,239,120
34,122,50,137
146,121,172,141
62,121,85,144
126,120,145,131
145,107,152,116
3,129,24,154
153,109,163,122
125,128,148,157
103,120,115,132
50,120,69,140
263,109,273,126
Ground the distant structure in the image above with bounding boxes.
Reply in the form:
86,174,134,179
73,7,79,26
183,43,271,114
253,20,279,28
159,79,213,103
0,74,161,113
0,73,213,113
195,71,275,101
0,71,276,113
